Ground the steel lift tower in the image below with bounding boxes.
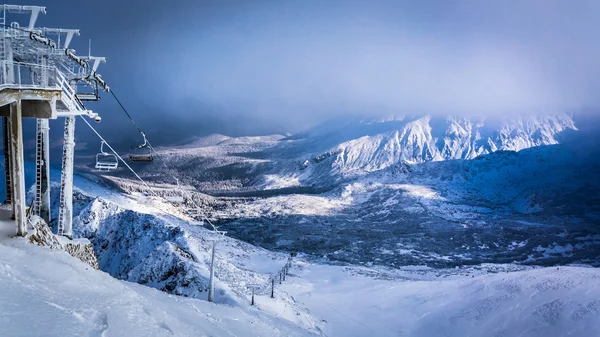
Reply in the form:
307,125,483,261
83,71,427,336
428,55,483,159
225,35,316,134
0,4,107,237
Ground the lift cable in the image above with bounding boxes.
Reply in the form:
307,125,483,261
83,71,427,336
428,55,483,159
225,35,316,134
109,90,145,136
77,114,157,197
108,88,219,230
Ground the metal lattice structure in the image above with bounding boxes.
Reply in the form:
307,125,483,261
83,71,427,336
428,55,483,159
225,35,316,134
0,4,108,237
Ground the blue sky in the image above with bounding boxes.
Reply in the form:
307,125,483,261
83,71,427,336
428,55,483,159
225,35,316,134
6,0,600,146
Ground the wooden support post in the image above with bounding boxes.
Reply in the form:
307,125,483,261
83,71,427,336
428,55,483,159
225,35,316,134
271,278,275,298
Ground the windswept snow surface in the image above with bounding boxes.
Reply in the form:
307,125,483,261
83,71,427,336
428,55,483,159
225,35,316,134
0,221,311,337
278,261,600,337
3,214,599,337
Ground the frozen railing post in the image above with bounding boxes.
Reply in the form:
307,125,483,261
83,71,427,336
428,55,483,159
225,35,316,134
248,284,259,306
279,272,282,284
271,278,275,298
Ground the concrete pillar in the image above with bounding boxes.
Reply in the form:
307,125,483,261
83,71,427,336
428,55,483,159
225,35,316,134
10,101,26,236
2,116,12,206
58,115,75,238
41,119,50,224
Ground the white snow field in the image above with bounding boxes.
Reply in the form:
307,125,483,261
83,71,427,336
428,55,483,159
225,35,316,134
2,216,600,337
277,261,600,337
0,217,312,337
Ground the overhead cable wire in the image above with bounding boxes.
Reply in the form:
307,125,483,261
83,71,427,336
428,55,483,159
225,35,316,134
108,88,220,230
78,115,157,197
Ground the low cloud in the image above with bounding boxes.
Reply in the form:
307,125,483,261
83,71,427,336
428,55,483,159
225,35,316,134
21,0,600,142
149,0,600,133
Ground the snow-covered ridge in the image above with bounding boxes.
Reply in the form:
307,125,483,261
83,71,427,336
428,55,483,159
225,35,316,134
70,194,270,304
306,114,576,177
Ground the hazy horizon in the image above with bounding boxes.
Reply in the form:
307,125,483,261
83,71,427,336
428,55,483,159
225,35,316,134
6,0,600,146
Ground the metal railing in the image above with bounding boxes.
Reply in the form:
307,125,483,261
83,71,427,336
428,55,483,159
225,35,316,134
0,60,60,90
0,60,98,119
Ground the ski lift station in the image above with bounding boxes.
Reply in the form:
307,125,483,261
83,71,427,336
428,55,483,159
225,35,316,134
0,4,109,238
0,4,279,306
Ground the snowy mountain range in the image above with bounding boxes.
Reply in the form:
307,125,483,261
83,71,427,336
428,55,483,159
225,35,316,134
98,112,599,270
297,114,575,177
128,113,578,191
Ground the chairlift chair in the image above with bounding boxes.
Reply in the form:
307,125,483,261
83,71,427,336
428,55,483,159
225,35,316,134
95,141,118,171
76,78,101,101
129,132,154,162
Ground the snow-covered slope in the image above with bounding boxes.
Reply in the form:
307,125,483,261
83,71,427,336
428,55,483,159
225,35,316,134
281,261,600,337
0,113,597,337
0,226,311,337
3,214,600,337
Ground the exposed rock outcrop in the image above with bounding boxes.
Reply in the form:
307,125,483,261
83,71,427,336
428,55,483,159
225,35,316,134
27,215,100,270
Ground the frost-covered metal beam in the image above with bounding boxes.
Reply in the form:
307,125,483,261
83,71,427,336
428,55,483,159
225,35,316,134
0,5,46,31
39,57,51,224
207,230,226,303
81,56,106,73
208,239,216,302
38,28,80,49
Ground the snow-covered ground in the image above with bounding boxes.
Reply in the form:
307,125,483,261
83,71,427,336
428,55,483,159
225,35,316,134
0,215,312,337
277,261,600,337
1,113,598,336
2,212,600,337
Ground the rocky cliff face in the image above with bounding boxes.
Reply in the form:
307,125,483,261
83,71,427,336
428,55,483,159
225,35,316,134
27,215,100,270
